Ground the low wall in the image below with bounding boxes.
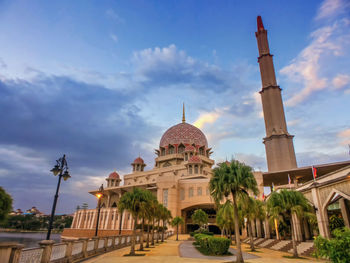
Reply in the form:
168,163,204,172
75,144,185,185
61,228,133,238
0,231,174,263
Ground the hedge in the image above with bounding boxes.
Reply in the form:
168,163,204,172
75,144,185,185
194,233,230,255
190,230,214,237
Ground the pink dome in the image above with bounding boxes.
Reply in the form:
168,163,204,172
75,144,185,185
133,157,144,164
108,171,120,179
159,123,208,148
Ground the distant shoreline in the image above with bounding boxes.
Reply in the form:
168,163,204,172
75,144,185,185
0,228,62,234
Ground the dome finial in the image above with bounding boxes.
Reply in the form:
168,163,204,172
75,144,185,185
182,103,186,123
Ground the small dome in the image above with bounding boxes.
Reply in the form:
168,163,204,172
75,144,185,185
133,157,144,164
188,155,202,163
108,171,120,179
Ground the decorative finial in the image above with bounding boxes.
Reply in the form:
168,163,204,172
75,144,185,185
182,103,186,123
257,16,264,31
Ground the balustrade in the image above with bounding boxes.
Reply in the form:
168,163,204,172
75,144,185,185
0,231,173,263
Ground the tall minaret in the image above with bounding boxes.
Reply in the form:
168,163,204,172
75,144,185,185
255,16,297,172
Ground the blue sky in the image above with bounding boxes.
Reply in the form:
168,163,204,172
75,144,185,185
0,0,349,214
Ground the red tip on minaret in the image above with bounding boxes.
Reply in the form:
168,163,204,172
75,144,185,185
257,16,264,31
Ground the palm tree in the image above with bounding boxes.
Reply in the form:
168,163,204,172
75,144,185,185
191,209,208,231
145,196,157,248
161,207,172,242
210,160,259,263
138,190,156,251
150,199,158,246
238,196,259,251
267,189,312,258
216,200,235,242
171,216,184,241
118,187,150,256
156,203,163,243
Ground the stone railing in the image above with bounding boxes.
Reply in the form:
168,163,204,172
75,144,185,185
0,231,174,263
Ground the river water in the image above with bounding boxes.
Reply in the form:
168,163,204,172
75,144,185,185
0,232,61,248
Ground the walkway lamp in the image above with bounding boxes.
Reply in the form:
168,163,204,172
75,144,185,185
46,154,70,240
94,184,104,237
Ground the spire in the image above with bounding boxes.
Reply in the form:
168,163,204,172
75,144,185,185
182,103,186,123
257,16,264,31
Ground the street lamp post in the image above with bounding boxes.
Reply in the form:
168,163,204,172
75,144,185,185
94,184,104,237
46,154,71,240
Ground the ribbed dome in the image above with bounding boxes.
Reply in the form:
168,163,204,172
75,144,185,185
159,122,208,148
133,157,144,164
108,171,120,179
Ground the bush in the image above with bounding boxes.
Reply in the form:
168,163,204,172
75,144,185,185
314,227,350,262
190,229,214,237
208,236,230,255
194,233,230,255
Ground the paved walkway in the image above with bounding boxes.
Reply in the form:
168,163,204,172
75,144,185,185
179,240,259,261
84,235,321,263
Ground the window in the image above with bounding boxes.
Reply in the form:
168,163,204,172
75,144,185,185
197,187,202,196
161,148,165,156
185,154,188,161
163,189,168,208
178,144,185,153
199,147,204,155
200,166,203,174
189,187,194,197
180,188,185,200
111,202,117,208
189,165,192,174
194,165,198,174
168,145,175,154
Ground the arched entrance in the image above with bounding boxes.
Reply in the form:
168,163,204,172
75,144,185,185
181,204,220,234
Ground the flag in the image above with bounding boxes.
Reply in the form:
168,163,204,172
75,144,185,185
312,166,317,180
348,144,350,155
271,182,275,192
288,174,291,185
262,193,265,200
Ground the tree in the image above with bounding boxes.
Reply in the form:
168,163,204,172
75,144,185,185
155,203,163,243
191,209,208,230
171,216,184,241
118,187,150,256
161,206,171,242
149,199,159,246
0,187,12,223
138,190,156,251
210,160,258,263
267,189,313,258
216,200,235,241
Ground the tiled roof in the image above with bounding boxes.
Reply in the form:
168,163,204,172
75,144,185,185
188,155,202,163
108,171,120,179
133,157,144,164
159,122,208,148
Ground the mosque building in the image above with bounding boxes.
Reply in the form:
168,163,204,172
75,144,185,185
63,16,350,240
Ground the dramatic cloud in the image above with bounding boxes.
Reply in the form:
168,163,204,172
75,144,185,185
0,73,158,213
193,110,222,129
280,0,350,106
132,44,239,92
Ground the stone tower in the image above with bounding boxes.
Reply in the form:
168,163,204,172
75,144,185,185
255,16,297,172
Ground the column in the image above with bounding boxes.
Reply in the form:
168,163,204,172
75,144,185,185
251,220,256,237
303,219,311,240
291,213,303,242
311,186,330,238
339,198,350,228
256,219,262,238
263,218,271,239
71,212,77,228
112,209,117,229
77,211,84,229
90,211,96,229
104,209,111,229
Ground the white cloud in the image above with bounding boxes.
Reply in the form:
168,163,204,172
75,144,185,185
316,0,348,20
193,110,222,129
280,20,349,106
332,74,350,89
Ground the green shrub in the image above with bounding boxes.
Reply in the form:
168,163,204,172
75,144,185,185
314,227,350,262
190,229,214,236
194,234,230,255
208,236,230,255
